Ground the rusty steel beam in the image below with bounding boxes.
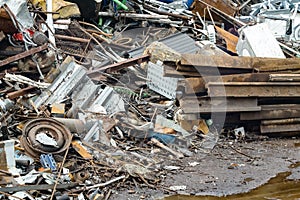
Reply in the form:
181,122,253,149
215,26,238,53
192,0,237,19
0,44,48,68
180,73,271,94
0,7,17,33
207,82,300,97
179,97,260,114
179,54,252,70
164,65,202,77
55,34,90,43
241,104,300,120
260,118,300,134
179,54,300,72
87,54,150,76
261,124,300,134
261,118,300,125
269,74,300,82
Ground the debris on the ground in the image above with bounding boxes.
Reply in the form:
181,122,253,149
1,0,300,198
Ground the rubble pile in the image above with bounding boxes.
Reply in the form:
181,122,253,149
0,0,300,199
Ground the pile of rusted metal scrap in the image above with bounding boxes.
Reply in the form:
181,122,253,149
1,0,300,199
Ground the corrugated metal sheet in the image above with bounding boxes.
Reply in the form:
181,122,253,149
127,32,199,58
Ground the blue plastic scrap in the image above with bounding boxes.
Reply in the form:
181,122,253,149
148,131,176,144
40,154,57,171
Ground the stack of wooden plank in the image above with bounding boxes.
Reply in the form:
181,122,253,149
164,54,300,136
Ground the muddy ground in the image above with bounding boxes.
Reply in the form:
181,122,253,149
111,135,300,199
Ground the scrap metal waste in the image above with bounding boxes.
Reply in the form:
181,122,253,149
1,0,300,199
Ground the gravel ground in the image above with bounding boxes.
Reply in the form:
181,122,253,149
111,136,300,200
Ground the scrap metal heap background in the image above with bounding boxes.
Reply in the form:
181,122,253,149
1,0,300,199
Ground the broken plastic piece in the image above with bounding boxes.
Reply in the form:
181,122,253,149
113,0,128,10
148,131,176,144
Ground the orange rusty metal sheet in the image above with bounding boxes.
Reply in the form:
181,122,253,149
215,26,238,53
71,140,93,160
0,7,17,33
51,103,65,116
192,0,237,19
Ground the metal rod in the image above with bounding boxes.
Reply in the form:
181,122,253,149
55,34,90,43
0,44,48,67
50,135,73,200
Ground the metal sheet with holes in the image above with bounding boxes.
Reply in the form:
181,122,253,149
147,61,180,99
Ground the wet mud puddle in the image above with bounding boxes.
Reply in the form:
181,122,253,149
165,162,300,200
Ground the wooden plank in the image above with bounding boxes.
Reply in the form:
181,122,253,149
207,82,300,97
179,97,260,113
240,104,300,120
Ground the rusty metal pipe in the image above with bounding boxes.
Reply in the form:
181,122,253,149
6,86,35,99
55,34,90,43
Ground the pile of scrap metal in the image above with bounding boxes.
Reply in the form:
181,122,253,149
153,0,300,136
0,0,215,199
1,0,300,198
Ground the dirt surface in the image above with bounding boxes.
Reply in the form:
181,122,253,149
111,136,300,199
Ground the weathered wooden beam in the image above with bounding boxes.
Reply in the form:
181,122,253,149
179,97,260,113
240,104,300,120
207,82,300,97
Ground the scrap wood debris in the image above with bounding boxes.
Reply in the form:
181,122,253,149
1,0,300,199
